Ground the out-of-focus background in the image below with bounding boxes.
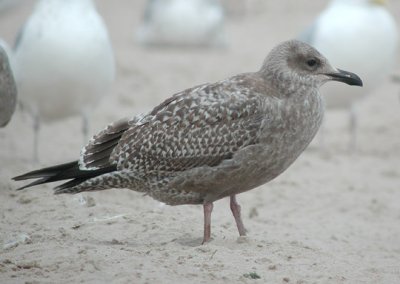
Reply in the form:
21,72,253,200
1,1,399,283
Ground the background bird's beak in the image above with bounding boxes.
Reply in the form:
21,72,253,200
371,0,386,6
326,69,363,86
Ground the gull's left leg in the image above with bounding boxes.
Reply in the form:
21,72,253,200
202,202,214,244
230,195,246,236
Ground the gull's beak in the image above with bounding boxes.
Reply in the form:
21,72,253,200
326,69,363,87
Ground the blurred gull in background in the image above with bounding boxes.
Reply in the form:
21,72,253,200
0,44,17,127
300,0,398,150
14,0,115,161
136,0,225,47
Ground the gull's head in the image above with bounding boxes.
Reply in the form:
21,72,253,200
261,40,363,89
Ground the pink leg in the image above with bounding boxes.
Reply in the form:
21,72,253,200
202,202,213,244
230,195,246,236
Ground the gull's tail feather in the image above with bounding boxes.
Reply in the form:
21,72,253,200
13,161,117,192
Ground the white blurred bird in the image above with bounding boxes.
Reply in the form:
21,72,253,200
0,44,17,127
300,0,398,150
14,0,115,161
136,0,225,47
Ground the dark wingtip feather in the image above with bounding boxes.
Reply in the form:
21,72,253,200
15,177,52,190
53,178,88,194
13,161,78,181
13,160,116,192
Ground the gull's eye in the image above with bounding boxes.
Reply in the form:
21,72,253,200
307,58,317,67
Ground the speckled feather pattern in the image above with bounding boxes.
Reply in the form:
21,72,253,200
64,61,324,205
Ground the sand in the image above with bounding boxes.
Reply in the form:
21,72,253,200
1,1,400,283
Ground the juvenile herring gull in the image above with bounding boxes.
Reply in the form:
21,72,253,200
14,40,362,244
14,0,115,160
0,45,17,127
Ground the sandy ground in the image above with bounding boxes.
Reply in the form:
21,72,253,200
1,0,400,283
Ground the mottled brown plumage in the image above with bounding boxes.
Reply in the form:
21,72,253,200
14,40,362,243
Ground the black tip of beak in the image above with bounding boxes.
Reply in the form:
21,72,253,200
327,69,363,87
